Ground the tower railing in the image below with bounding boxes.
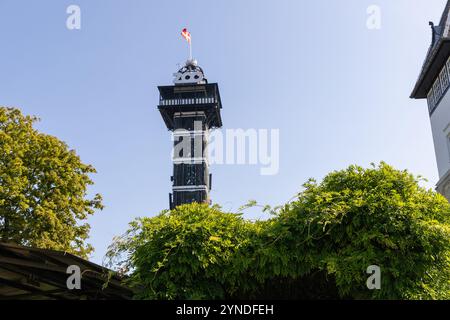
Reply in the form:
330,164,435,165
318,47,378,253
159,97,217,106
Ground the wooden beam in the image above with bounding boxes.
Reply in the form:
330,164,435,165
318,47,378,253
0,277,69,300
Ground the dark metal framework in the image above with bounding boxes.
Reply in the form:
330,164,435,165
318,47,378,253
0,242,133,300
158,83,223,209
158,83,223,130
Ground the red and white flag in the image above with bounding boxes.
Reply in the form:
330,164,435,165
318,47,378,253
181,28,191,43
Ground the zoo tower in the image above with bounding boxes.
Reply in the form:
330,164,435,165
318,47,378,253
158,59,223,209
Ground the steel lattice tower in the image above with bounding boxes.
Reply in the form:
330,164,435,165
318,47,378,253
158,59,223,209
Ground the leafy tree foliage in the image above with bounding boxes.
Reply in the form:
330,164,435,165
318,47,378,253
264,163,450,299
108,163,450,300
106,203,258,299
0,107,103,258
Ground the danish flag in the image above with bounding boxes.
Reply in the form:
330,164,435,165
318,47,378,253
181,28,191,43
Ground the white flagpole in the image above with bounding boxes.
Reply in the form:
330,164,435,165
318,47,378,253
189,39,192,60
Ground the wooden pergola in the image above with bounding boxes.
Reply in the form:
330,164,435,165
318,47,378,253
0,242,134,300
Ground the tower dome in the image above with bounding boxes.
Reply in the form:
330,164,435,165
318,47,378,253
173,59,208,85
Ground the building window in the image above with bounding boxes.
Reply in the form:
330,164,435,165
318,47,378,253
446,57,450,79
427,88,435,113
440,65,450,93
434,78,442,104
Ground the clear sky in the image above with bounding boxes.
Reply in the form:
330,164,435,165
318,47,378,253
0,0,447,263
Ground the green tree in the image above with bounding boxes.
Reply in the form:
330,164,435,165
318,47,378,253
0,107,103,258
106,203,258,299
264,162,450,299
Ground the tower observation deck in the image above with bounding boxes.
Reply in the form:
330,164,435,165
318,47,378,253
158,59,223,209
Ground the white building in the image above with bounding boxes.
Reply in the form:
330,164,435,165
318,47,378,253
411,1,450,200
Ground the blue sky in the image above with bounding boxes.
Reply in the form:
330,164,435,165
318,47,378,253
0,0,446,263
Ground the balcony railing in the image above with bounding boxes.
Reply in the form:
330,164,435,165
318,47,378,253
159,97,216,106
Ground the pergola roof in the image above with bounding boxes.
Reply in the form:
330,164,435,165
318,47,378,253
0,242,134,300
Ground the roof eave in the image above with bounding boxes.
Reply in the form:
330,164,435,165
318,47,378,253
411,39,450,99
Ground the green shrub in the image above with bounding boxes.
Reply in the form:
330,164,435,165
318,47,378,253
106,203,259,299
107,163,450,300
266,162,450,299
